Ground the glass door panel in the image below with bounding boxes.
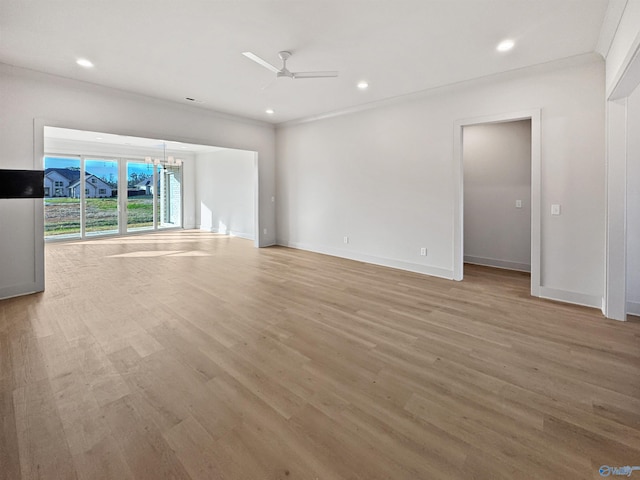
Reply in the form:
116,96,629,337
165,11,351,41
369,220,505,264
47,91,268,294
44,156,81,238
127,161,155,231
157,164,182,228
84,159,118,236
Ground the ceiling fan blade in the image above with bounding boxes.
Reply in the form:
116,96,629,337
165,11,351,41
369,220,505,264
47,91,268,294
242,52,280,73
293,71,339,79
260,78,277,91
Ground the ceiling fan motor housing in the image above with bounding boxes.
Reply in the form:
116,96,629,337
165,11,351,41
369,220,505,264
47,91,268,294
277,51,293,78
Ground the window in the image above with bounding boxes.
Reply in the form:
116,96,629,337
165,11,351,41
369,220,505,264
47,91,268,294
45,157,80,237
44,144,184,240
85,159,118,236
157,164,182,228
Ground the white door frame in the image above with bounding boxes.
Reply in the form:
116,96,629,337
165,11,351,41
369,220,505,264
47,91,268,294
605,32,640,320
453,109,541,297
253,152,260,248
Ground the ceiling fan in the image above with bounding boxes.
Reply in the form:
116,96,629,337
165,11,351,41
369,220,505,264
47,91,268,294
242,51,338,80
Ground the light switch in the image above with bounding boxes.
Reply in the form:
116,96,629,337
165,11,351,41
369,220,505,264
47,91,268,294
515,200,522,208
551,204,561,216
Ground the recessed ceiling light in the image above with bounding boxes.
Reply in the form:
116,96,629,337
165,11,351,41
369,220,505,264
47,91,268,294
357,81,369,90
497,39,515,52
265,109,275,115
76,58,94,68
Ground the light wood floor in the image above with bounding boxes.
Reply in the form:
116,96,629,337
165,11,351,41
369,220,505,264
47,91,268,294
1,231,639,480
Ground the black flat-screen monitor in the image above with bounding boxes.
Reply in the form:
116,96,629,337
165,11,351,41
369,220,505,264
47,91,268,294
0,169,45,199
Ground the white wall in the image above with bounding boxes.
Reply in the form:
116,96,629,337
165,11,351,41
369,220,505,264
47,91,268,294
463,120,531,272
0,63,275,299
195,149,256,240
627,85,640,315
276,56,605,307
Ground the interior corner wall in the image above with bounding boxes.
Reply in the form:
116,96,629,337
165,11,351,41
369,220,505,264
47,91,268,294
0,63,275,300
195,149,256,240
605,0,640,97
627,85,640,316
463,120,532,272
275,57,606,307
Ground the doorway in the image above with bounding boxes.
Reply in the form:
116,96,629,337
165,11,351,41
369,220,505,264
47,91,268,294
453,110,541,296
463,120,532,273
625,85,640,318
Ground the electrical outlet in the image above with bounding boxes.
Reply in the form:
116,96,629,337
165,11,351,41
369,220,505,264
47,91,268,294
551,204,561,216
344,236,349,244
263,228,267,235
515,200,522,208
420,247,427,256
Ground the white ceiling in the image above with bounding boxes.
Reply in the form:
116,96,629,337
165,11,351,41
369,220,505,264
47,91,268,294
0,0,610,124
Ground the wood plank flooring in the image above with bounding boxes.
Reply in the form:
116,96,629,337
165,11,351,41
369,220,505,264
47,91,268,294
1,230,639,479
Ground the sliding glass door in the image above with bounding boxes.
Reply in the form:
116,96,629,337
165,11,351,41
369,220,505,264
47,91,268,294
44,155,182,240
127,161,155,232
85,159,119,236
44,156,81,239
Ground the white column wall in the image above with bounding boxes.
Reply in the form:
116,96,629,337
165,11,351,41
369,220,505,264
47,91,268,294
195,149,257,240
604,0,640,319
627,85,640,315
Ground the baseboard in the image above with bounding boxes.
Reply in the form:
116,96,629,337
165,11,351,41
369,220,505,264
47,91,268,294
277,240,454,280
539,286,602,309
627,301,640,316
464,255,531,272
198,226,254,241
228,231,254,241
0,282,43,301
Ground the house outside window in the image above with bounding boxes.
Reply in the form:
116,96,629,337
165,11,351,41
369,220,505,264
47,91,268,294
44,187,50,196
91,178,96,183
55,181,63,187
99,188,106,195
85,188,89,195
